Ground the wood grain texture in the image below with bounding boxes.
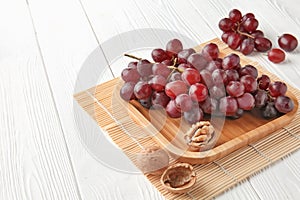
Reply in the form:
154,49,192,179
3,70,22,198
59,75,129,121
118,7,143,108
0,0,81,199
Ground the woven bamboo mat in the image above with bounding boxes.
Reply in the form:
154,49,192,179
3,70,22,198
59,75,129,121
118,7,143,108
74,38,300,199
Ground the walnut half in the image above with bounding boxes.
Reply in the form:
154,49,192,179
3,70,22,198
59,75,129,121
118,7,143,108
160,163,196,194
184,121,216,152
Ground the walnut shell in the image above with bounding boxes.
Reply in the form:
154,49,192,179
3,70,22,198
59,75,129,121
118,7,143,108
160,163,196,194
184,121,216,152
136,146,169,175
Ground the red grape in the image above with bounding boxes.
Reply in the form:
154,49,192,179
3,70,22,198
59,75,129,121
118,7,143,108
168,72,182,82
227,33,242,50
236,93,255,110
242,18,258,32
200,69,214,88
219,18,234,32
275,95,294,113
134,81,152,99
257,74,270,90
175,94,193,112
151,48,169,62
149,75,167,92
128,61,137,69
254,37,272,52
199,97,218,114
166,38,183,57
229,9,242,23
222,53,240,70
209,85,226,99
181,68,201,86
120,82,136,101
268,48,285,63
189,83,208,102
251,30,264,38
152,63,171,78
187,53,208,71
219,96,238,116
225,69,239,82
263,102,278,119
166,100,182,118
269,81,287,97
212,69,228,86
206,59,222,72
183,104,204,124
254,90,268,108
137,59,153,77
278,33,298,52
240,38,255,55
242,13,255,22
151,91,170,108
221,31,235,43
201,43,219,61
240,75,257,93
239,64,258,78
165,80,187,99
226,81,245,97
178,48,196,64
121,67,140,83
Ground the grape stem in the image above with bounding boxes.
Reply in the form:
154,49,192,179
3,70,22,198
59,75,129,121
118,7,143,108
235,23,255,39
124,54,142,60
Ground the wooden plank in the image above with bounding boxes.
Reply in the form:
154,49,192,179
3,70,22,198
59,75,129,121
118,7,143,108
0,0,81,199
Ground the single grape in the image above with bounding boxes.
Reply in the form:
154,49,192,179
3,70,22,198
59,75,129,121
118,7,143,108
242,18,259,32
120,82,136,101
240,75,257,93
201,43,219,61
239,64,258,78
218,18,234,32
236,93,255,110
275,95,294,113
257,74,271,90
181,68,201,86
134,81,152,100
212,69,228,86
262,102,278,119
227,33,242,50
254,90,268,108
137,59,153,78
199,97,218,114
269,81,287,97
183,104,204,124
225,69,239,82
121,67,141,83
161,59,173,66
187,53,208,71
175,94,193,112
219,96,238,116
222,53,240,70
152,63,171,78
229,9,242,23
151,48,170,62
209,85,226,99
166,38,183,57
240,38,255,55
166,100,182,118
278,33,298,52
149,75,167,92
226,81,245,97
151,91,170,108
241,13,255,22
178,48,196,64
221,31,235,43
206,59,222,72
254,37,272,52
165,80,187,99
268,48,285,63
189,83,208,102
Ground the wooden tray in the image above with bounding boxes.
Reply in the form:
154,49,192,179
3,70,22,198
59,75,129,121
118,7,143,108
79,38,298,164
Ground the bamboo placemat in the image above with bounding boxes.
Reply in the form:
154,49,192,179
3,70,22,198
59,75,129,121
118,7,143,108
74,38,300,199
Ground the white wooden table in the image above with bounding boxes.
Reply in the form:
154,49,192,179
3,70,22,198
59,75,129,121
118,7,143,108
1,0,300,199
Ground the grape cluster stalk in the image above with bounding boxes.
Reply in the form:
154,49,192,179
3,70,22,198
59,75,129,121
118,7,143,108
120,38,294,124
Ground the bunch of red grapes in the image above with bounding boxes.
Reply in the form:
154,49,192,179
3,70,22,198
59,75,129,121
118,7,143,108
120,38,294,124
219,9,298,63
